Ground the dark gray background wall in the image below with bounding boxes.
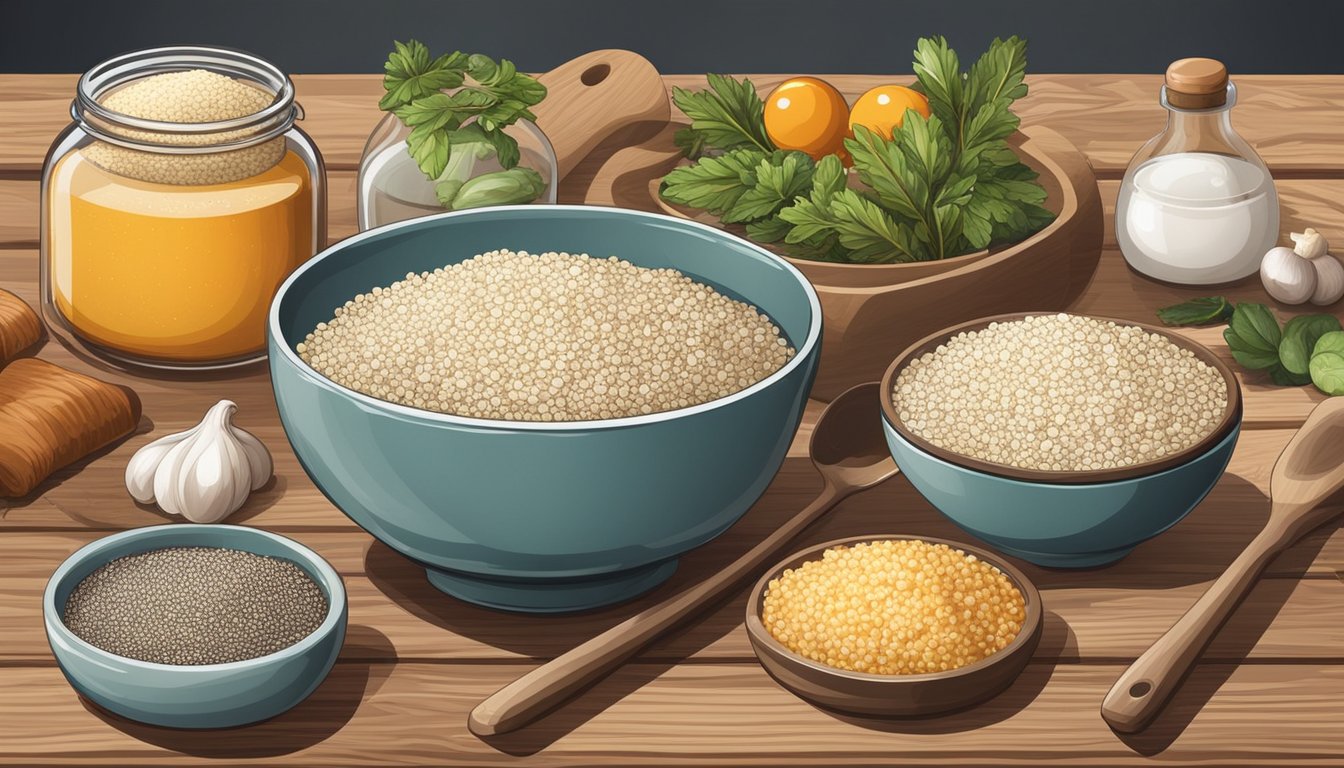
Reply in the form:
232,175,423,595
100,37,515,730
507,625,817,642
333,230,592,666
3,0,1342,75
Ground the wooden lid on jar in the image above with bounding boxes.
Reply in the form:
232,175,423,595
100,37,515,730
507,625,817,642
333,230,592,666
1166,58,1229,109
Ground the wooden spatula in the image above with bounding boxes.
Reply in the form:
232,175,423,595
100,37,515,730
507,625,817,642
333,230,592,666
1102,397,1344,733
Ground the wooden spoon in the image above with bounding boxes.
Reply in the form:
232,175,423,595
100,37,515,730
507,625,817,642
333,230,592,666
469,382,900,736
1102,397,1344,733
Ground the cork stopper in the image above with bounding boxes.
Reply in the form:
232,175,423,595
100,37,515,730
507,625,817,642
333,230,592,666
1165,58,1229,109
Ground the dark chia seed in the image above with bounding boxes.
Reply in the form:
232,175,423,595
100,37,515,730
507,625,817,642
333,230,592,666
62,546,329,665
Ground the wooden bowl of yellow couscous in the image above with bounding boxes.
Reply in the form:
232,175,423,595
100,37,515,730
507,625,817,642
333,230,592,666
744,535,1043,717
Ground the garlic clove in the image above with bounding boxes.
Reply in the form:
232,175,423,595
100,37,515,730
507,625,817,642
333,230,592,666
232,424,273,491
1310,253,1344,306
124,425,197,504
1261,245,1317,305
154,403,250,523
1291,228,1329,260
152,436,193,517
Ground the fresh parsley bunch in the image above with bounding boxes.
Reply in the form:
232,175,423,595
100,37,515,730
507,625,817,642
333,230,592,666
660,37,1054,264
380,40,548,209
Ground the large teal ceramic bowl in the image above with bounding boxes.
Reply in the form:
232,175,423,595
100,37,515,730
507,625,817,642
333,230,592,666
268,205,822,613
879,313,1243,568
43,525,347,729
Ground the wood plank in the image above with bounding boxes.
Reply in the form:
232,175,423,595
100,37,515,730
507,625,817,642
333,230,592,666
7,535,1343,664
0,179,37,247
2,74,1343,177
2,662,1344,764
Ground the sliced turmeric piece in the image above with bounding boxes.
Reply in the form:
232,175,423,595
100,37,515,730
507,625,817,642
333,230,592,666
0,289,41,366
0,358,141,497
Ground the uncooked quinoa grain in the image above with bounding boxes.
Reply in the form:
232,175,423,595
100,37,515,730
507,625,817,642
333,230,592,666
62,547,328,666
298,249,797,421
893,313,1228,472
762,540,1026,675
84,69,285,185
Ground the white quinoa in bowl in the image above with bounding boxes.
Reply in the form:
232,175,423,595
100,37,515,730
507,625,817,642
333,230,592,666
298,249,796,421
891,313,1230,473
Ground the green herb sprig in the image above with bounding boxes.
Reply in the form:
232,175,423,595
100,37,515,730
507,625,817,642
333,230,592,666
1160,298,1344,396
1156,296,1235,327
660,37,1054,264
380,40,547,208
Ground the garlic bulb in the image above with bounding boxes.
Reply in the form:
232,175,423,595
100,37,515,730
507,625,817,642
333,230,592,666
1311,254,1344,305
124,400,273,523
1261,245,1316,304
1290,228,1344,306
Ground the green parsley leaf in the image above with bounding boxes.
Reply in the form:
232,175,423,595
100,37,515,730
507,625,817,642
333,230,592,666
829,190,925,263
725,151,815,224
659,149,766,216
380,41,547,194
911,36,964,133
809,154,846,208
407,122,452,179
380,41,466,111
745,215,792,243
671,74,774,156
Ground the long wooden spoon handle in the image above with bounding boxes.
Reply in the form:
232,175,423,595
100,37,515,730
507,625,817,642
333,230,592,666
469,480,848,737
1101,527,1283,733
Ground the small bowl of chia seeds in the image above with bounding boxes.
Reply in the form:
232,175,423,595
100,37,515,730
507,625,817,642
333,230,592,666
43,524,347,729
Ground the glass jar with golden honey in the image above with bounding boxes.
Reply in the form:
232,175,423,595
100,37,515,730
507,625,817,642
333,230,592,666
41,46,327,370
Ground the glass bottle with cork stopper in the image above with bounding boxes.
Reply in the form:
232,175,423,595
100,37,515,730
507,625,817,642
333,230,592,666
1116,58,1278,285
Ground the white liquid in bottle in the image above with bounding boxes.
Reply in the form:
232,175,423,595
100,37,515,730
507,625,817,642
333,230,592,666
1116,152,1278,285
1116,59,1279,286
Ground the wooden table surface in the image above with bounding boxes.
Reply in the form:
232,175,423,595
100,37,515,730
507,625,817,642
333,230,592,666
1,73,1343,766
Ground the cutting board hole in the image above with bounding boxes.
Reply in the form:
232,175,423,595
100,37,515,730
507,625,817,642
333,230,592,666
1128,681,1152,698
581,63,611,86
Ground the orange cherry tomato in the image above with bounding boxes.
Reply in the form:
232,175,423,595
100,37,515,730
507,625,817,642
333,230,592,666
848,85,931,140
763,77,850,160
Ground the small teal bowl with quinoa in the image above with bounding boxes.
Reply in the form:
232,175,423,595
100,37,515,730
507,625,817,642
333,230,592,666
43,524,347,729
268,205,822,613
879,313,1243,568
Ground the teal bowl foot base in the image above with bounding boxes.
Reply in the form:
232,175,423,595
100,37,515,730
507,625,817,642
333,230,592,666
424,559,679,614
994,543,1137,569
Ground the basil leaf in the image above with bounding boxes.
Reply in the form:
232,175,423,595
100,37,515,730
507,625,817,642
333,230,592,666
1156,296,1234,327
1310,331,1344,396
1279,314,1343,375
1228,303,1282,359
1224,325,1281,370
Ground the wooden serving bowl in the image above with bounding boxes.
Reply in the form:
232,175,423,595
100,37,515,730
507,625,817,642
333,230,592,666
654,124,1104,401
745,535,1044,717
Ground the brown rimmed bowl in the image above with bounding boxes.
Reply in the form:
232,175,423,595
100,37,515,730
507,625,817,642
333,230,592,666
654,124,1104,401
745,535,1043,717
878,312,1244,568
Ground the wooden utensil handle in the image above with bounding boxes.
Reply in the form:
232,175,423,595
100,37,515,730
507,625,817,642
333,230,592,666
1100,528,1282,733
469,480,848,737
532,50,669,181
